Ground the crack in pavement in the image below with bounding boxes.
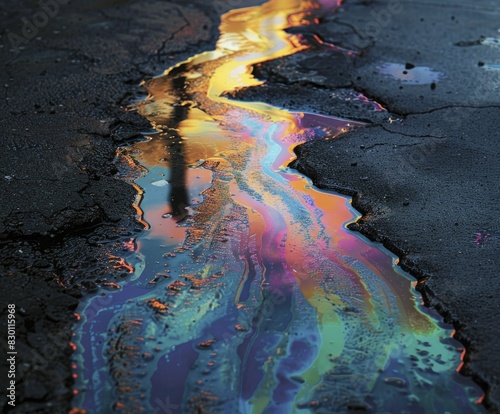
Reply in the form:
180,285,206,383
398,104,500,116
157,7,191,61
379,124,446,139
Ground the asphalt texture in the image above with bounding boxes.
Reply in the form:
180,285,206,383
0,0,265,411
252,0,500,410
0,0,499,412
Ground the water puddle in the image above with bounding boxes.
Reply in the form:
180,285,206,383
377,63,445,85
73,1,485,412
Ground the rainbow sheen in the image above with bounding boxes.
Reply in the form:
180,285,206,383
73,1,485,413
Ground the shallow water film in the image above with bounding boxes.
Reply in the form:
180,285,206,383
73,1,485,412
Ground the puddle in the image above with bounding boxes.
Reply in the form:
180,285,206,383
73,1,485,412
377,63,445,85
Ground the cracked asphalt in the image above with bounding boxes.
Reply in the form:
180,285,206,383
0,0,261,411
0,0,499,412
279,0,500,410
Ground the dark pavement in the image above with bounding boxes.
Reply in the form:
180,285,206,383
0,0,499,412
256,0,500,409
0,0,242,411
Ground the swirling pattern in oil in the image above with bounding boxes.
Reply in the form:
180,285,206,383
74,1,485,413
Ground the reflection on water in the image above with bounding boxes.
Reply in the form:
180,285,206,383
377,63,445,85
73,1,485,413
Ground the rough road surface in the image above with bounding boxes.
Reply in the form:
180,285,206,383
0,0,266,411
0,0,499,412
236,0,500,410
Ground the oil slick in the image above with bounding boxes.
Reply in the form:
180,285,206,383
73,1,485,412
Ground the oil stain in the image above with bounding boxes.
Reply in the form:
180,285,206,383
74,1,485,413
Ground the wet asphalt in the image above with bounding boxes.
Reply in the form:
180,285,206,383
0,0,499,412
